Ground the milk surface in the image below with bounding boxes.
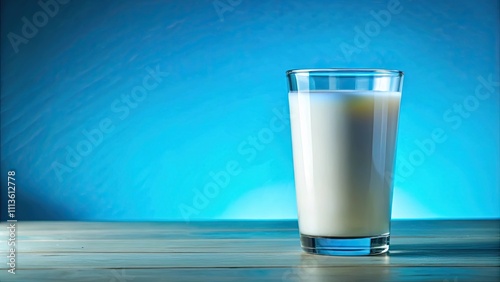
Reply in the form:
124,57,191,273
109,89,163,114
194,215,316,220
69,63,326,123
289,90,401,237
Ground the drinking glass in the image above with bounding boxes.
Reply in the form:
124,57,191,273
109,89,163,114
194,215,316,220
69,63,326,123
287,69,404,255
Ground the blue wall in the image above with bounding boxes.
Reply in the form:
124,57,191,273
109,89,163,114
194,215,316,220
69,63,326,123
1,0,498,221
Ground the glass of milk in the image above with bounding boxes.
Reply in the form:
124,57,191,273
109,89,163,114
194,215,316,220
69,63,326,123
287,69,404,256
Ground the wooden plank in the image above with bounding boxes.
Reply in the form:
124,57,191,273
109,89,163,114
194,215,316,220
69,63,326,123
1,250,498,269
0,220,498,254
2,236,498,254
0,267,499,282
0,220,498,281
2,220,498,233
1,220,498,240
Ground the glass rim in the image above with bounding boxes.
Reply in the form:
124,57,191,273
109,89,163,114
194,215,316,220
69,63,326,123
286,68,404,76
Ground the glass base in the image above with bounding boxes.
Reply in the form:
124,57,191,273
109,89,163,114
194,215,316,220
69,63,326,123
300,233,390,256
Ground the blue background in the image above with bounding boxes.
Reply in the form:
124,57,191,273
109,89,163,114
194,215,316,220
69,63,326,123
1,0,499,221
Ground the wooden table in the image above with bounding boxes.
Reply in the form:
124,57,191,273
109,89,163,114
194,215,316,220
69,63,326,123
0,220,499,281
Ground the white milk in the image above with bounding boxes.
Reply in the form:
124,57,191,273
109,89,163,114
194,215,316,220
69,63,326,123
289,90,401,237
